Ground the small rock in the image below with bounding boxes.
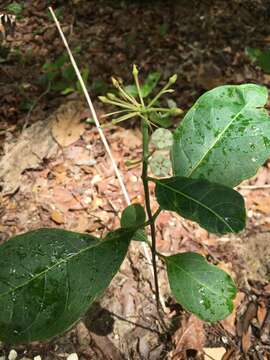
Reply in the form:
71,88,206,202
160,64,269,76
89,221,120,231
8,350,17,360
34,356,42,360
67,354,78,360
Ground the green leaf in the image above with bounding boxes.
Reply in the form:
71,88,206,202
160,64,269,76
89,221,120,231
62,65,76,82
76,67,89,93
61,87,75,95
150,112,173,128
154,176,246,234
151,128,173,150
91,79,108,95
125,84,138,97
172,84,270,187
150,151,172,177
54,54,69,68
246,47,263,63
132,229,147,242
165,252,237,322
121,204,146,228
141,72,161,98
159,23,169,37
0,228,132,344
6,2,23,15
246,47,270,73
124,72,161,99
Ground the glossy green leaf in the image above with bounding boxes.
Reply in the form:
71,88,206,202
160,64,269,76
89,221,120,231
0,228,133,344
165,252,237,322
172,84,270,187
132,228,147,242
121,204,146,228
154,176,246,234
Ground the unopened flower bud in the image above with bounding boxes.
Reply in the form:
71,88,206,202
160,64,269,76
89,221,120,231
169,74,177,84
111,77,120,88
107,93,117,100
171,108,183,115
98,96,108,103
132,64,139,76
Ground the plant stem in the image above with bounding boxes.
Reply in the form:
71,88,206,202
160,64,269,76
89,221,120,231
141,119,161,311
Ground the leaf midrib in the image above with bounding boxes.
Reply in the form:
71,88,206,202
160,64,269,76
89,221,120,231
0,239,106,300
168,257,230,300
186,100,251,177
156,178,234,232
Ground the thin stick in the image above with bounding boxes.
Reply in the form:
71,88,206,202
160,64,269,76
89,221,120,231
49,7,130,205
238,184,270,190
48,7,166,309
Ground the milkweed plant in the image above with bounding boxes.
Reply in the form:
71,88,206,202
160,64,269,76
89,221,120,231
1,65,270,344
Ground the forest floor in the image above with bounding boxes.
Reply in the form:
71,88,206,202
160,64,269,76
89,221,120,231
1,0,270,359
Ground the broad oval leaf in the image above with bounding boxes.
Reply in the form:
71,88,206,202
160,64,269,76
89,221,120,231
165,252,237,322
154,176,246,234
132,228,148,242
0,228,133,344
121,204,146,228
172,84,270,187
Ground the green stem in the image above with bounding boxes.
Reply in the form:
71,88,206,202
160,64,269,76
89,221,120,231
147,86,171,108
143,207,162,227
141,119,161,311
133,65,145,107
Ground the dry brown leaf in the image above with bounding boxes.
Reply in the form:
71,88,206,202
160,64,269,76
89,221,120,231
254,196,270,214
51,101,86,147
0,119,58,194
241,325,251,354
196,63,225,90
169,315,205,359
76,321,91,348
257,302,267,327
237,301,257,337
204,347,226,360
52,186,82,212
50,210,65,224
221,291,245,336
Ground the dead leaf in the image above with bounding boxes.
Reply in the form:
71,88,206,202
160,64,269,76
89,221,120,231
237,302,257,337
0,119,58,195
221,291,245,336
241,325,251,354
52,186,82,212
51,101,86,147
254,196,270,214
257,301,267,327
50,210,65,224
196,63,225,90
76,321,91,348
170,315,205,359
204,347,226,360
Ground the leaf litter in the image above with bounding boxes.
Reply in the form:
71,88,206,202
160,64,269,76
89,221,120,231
1,0,270,358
